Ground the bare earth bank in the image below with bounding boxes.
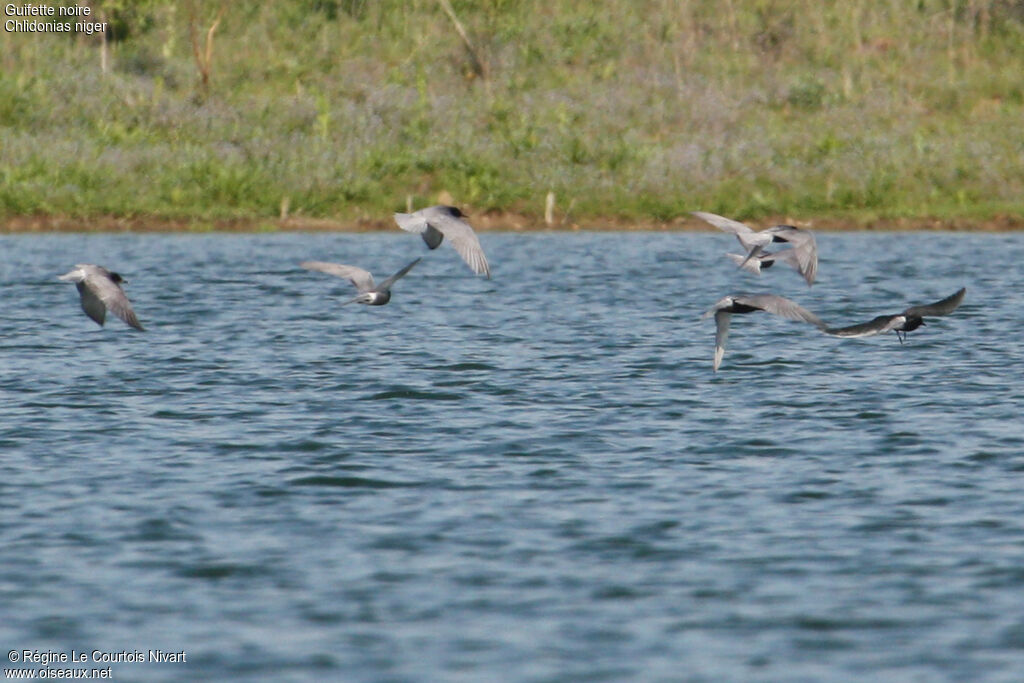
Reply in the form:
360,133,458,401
2,213,1022,234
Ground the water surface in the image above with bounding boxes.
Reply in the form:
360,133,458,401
1,231,1022,681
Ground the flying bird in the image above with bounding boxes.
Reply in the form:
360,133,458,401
300,257,421,306
59,264,145,331
393,205,490,278
726,249,801,276
824,287,966,344
703,294,825,372
692,211,818,286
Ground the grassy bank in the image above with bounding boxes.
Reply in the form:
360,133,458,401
1,1,1022,229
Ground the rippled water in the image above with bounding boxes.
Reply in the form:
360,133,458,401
1,231,1022,681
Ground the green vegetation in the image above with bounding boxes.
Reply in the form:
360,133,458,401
1,0,1022,228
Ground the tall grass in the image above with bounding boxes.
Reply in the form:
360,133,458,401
1,0,1022,226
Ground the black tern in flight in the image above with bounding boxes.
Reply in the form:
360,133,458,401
692,211,818,286
393,205,490,278
301,257,421,306
726,249,801,276
703,294,825,372
824,287,966,344
59,264,145,331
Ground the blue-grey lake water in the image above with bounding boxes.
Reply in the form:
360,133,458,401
1,231,1022,682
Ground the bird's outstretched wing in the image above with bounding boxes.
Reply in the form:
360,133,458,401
428,212,490,277
774,228,817,285
904,287,966,318
692,211,764,253
713,310,732,372
377,257,422,291
691,211,755,236
735,294,825,329
824,315,902,338
101,294,144,331
301,261,375,292
77,282,107,326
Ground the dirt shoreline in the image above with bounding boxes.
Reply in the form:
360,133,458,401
2,213,1022,234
